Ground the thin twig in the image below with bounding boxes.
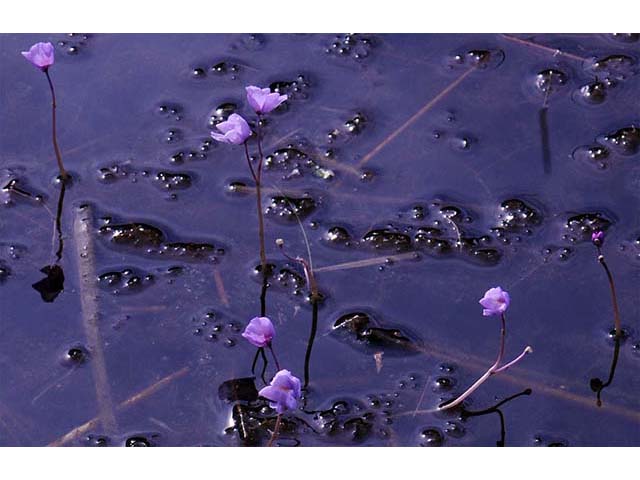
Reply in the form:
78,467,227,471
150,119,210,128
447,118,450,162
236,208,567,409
314,252,416,273
357,66,476,168
48,366,189,446
500,34,588,63
213,268,230,307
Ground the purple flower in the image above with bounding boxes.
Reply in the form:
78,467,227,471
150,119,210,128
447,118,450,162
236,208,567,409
245,86,287,114
241,316,275,348
479,287,510,316
591,230,604,246
258,369,301,414
211,113,252,144
21,42,55,71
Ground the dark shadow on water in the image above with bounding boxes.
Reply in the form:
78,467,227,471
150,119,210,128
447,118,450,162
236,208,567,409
461,388,532,447
32,180,67,303
590,337,621,407
539,107,551,175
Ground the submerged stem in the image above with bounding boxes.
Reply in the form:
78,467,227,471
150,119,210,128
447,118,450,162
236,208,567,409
44,69,69,181
244,139,268,317
303,300,319,390
268,343,281,371
267,414,282,447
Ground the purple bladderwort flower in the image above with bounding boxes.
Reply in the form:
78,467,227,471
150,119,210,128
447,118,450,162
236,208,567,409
21,42,55,71
592,230,604,246
245,85,288,114
479,287,510,317
242,316,275,348
211,113,252,144
258,369,301,414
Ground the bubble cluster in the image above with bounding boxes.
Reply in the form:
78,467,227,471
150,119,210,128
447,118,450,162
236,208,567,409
191,310,241,347
564,212,612,243
156,103,183,122
265,194,317,222
574,125,639,169
153,171,193,191
599,126,640,156
446,48,505,70
208,102,238,128
587,54,638,82
313,397,393,444
264,144,335,181
269,74,311,102
97,268,154,294
325,34,374,61
534,68,569,97
494,198,541,234
327,113,367,143
331,311,421,356
99,218,223,262
56,33,90,56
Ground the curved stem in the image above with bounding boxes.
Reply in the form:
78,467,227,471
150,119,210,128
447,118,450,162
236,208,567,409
303,300,319,390
493,346,533,374
244,140,268,316
268,343,281,371
439,313,508,411
44,70,69,181
594,336,621,407
251,347,261,375
259,348,268,385
53,180,66,263
267,414,282,447
596,248,622,338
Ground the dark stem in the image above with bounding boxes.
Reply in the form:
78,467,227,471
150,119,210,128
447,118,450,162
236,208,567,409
267,414,282,447
244,137,268,317
260,272,267,317
539,106,551,175
303,299,319,390
251,347,261,375
593,337,621,407
461,388,532,447
268,343,281,371
53,180,66,263
596,247,622,338
44,69,69,181
259,347,269,385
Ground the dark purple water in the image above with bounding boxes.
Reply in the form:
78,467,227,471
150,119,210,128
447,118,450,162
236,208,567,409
1,33,638,446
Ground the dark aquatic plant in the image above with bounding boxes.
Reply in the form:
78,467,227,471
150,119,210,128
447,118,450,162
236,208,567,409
439,287,533,411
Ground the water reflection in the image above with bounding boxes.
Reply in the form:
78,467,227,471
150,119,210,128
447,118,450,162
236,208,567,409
32,179,67,302
590,337,621,407
460,388,532,447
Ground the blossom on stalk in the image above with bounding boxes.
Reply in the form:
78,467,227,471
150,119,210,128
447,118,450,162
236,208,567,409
245,85,287,114
591,230,604,246
242,316,275,348
21,42,55,71
479,287,510,317
258,369,301,414
211,113,251,144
